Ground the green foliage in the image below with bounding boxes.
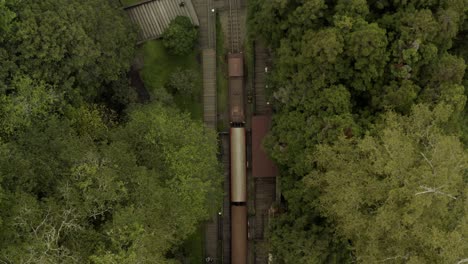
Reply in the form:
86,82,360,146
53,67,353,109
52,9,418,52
139,40,203,119
308,104,467,263
216,14,229,131
249,0,468,262
180,227,204,263
167,68,200,97
0,0,136,102
0,103,221,262
269,171,352,263
0,2,219,261
120,0,140,7
0,75,60,138
0,0,15,36
89,103,221,261
162,16,199,56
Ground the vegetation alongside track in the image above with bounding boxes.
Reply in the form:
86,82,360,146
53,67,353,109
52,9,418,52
250,0,468,263
140,40,203,120
120,0,140,7
216,14,229,131
0,1,219,262
180,226,205,263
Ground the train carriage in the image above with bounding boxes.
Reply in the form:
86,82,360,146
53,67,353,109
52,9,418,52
229,78,244,124
228,53,245,124
228,53,244,77
230,127,247,203
231,205,247,264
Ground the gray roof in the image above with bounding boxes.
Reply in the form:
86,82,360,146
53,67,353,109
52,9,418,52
125,0,199,43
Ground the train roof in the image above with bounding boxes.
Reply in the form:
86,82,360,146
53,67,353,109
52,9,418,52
252,115,278,178
231,205,247,264
228,53,244,77
229,78,245,123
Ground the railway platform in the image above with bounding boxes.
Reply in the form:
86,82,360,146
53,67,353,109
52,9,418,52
192,0,220,262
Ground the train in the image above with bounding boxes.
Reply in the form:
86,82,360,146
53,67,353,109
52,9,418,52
228,53,245,126
228,53,247,264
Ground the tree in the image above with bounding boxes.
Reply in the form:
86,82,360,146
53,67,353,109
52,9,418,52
166,68,200,97
0,75,60,138
89,103,221,262
0,0,15,37
0,1,221,262
0,0,136,102
162,16,199,56
249,0,468,261
268,169,352,264
307,104,467,263
0,102,221,262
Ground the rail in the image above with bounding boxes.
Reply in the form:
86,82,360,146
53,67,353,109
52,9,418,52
228,0,241,53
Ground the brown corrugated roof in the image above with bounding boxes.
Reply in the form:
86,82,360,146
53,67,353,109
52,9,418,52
252,115,278,178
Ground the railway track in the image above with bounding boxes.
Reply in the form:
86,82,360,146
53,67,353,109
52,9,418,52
228,0,241,53
227,1,247,263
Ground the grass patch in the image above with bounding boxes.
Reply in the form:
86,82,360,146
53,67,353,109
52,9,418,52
121,0,141,7
182,226,204,263
139,40,203,120
216,15,229,131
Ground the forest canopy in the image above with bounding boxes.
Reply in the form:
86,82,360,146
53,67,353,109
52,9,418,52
249,0,468,263
0,0,221,262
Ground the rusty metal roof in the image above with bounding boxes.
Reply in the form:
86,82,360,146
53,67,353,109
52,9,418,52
125,0,199,43
228,53,244,77
231,205,247,264
252,115,278,178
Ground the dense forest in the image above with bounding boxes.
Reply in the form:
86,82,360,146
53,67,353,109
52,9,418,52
0,0,220,262
1,0,467,262
249,0,468,263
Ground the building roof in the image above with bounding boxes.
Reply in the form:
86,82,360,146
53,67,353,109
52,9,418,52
125,0,199,43
252,115,278,178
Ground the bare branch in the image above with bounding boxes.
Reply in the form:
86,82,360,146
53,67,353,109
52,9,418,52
420,152,435,175
376,254,409,263
415,185,457,200
32,210,50,237
89,207,111,219
457,258,468,264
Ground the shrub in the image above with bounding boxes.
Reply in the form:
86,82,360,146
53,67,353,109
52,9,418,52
167,68,199,97
162,16,198,55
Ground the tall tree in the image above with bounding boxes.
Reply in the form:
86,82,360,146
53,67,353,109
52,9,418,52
1,0,136,102
308,104,467,263
249,0,468,261
0,103,221,262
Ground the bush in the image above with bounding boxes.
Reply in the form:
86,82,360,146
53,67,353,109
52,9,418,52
162,16,198,55
167,68,199,97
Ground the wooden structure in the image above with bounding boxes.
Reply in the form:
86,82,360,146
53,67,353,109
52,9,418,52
202,49,217,129
252,115,278,178
191,0,216,49
249,40,278,264
253,177,276,263
253,41,270,115
125,0,199,43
